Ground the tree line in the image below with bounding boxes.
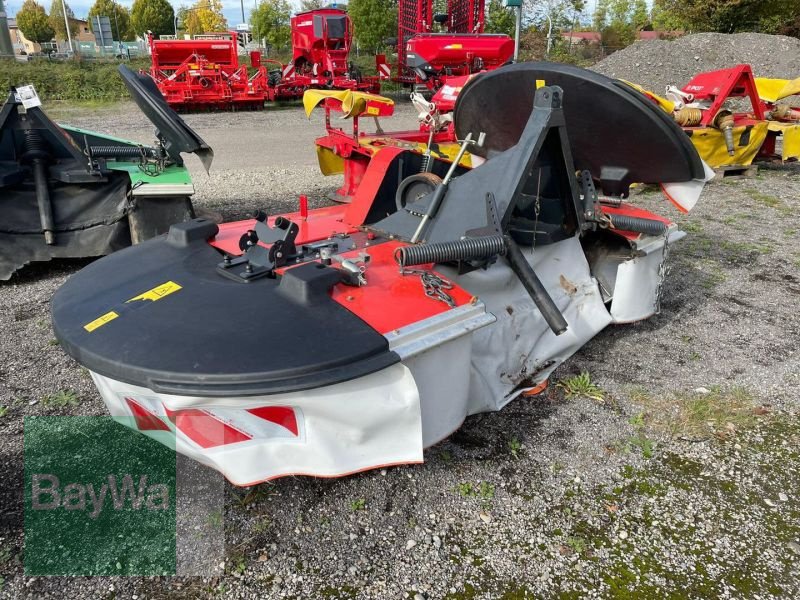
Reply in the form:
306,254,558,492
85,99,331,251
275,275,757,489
16,0,800,56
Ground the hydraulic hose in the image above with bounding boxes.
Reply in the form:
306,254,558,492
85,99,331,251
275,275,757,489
22,129,55,245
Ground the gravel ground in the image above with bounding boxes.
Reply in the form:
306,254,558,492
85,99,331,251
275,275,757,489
593,32,800,92
1,99,799,599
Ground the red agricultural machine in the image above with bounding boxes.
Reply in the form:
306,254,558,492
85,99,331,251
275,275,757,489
146,8,381,110
284,8,382,93
147,32,271,109
395,0,514,92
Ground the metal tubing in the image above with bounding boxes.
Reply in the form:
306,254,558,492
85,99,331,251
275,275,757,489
410,132,473,243
32,161,56,245
503,235,568,336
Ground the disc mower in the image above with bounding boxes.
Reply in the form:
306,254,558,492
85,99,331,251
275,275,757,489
51,64,709,486
303,75,476,203
630,64,800,168
0,66,212,280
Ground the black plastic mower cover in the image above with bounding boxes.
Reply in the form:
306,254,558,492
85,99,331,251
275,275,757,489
118,65,214,173
453,62,705,197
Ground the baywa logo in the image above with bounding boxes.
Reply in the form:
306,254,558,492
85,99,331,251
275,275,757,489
24,416,177,576
31,473,170,519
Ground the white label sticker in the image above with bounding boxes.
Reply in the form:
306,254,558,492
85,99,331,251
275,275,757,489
16,85,42,109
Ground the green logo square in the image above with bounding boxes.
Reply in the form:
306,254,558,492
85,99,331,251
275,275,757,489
24,416,177,576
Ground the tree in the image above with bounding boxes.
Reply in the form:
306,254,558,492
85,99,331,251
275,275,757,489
184,0,227,35
88,0,135,40
348,0,396,51
130,0,175,37
299,0,325,10
651,0,800,34
251,0,292,50
485,0,515,36
49,0,78,40
15,0,54,44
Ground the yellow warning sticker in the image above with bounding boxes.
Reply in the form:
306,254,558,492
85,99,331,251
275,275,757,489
366,106,380,116
536,79,546,89
83,281,182,333
126,281,182,303
84,311,119,332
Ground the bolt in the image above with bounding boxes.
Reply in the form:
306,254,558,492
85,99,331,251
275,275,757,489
245,264,253,274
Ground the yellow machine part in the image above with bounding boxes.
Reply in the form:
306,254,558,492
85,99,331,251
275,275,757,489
766,121,800,161
687,122,769,167
315,137,473,178
619,80,676,113
316,146,346,176
754,77,800,103
303,89,395,119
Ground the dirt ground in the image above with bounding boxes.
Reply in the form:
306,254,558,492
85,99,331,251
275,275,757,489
1,100,799,599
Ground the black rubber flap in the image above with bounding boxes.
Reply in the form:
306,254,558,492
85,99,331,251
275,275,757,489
51,228,398,397
118,65,214,172
453,62,705,194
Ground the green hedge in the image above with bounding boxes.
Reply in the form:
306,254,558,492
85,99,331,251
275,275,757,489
0,58,151,102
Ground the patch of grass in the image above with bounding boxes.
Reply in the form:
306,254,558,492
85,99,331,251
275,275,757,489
227,551,246,576
681,221,704,233
478,482,495,500
0,406,8,418
439,449,452,464
42,390,78,408
230,485,272,507
627,434,656,459
252,516,270,534
631,385,762,440
558,372,605,403
350,498,366,511
456,482,476,498
744,188,786,211
508,437,523,459
206,510,223,529
566,536,588,555
47,338,60,346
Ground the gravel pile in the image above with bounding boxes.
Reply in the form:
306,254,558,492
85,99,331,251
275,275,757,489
592,32,800,92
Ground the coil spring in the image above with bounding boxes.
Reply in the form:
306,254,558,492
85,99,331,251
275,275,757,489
23,129,46,152
674,107,702,127
607,214,667,236
90,145,157,159
395,235,506,268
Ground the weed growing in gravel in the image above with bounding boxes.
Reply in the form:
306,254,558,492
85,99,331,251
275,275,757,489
478,482,495,500
231,485,273,507
350,498,366,511
456,482,475,497
0,406,7,418
558,372,605,403
47,338,60,346
566,536,588,555
508,437,523,458
42,390,78,408
227,552,246,575
627,434,656,459
252,517,270,533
